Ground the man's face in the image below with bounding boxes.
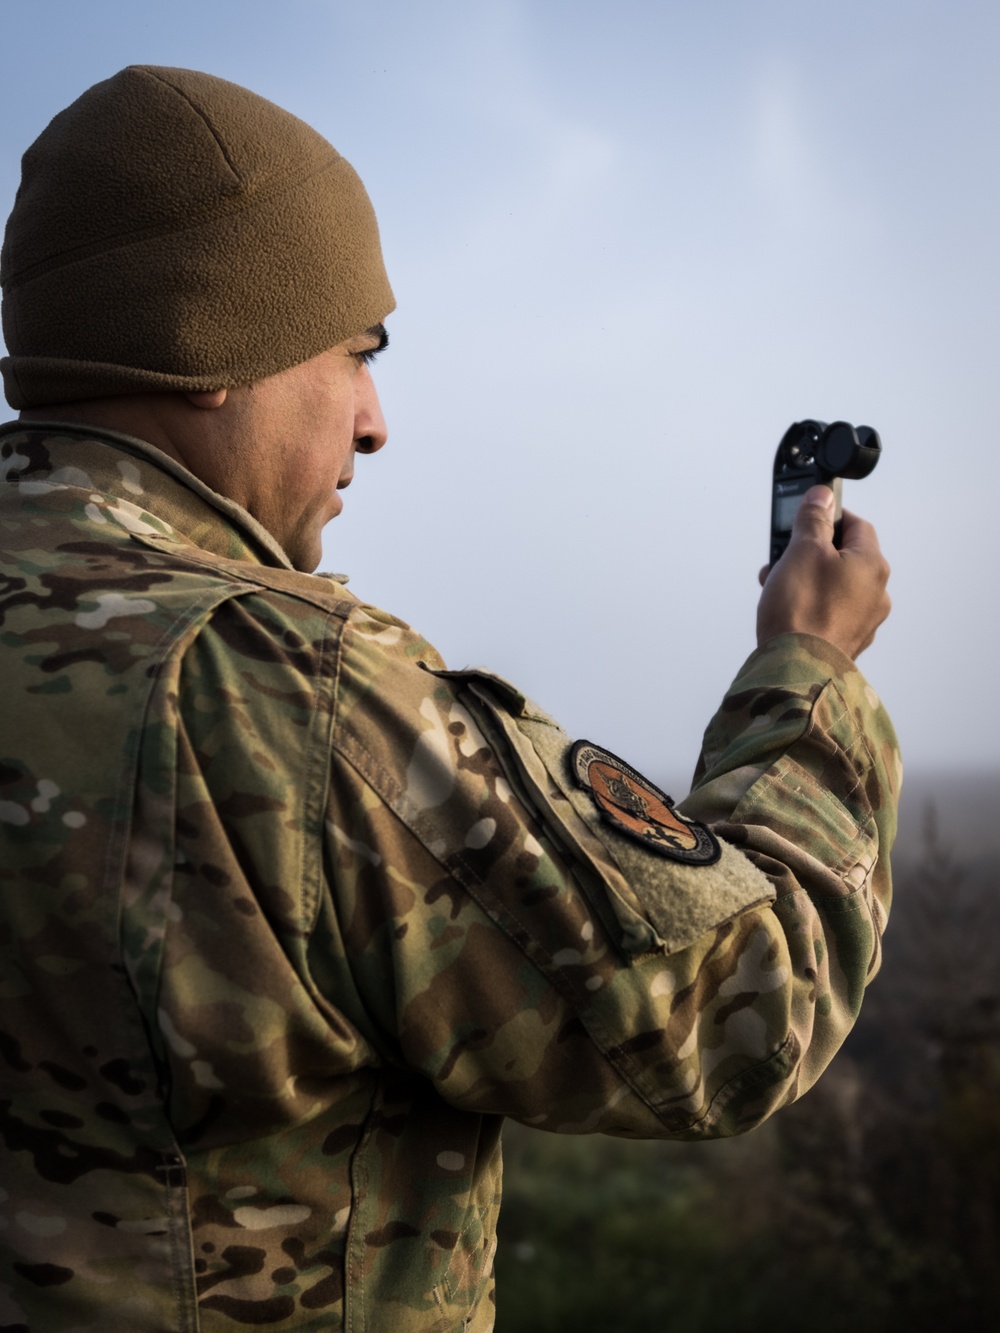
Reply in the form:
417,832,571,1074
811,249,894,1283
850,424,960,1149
213,327,388,571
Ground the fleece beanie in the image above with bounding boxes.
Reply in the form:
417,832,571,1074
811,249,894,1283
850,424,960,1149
0,66,395,409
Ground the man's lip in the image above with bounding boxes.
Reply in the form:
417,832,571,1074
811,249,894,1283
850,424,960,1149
337,473,354,490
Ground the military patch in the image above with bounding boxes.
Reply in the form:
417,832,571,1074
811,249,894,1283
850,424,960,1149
569,741,721,865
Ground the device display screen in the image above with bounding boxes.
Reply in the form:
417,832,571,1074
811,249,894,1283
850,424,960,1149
774,490,804,532
773,475,813,532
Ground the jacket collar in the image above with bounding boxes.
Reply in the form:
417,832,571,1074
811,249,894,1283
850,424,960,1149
0,419,295,569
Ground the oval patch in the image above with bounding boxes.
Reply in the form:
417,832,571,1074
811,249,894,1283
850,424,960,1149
570,740,720,866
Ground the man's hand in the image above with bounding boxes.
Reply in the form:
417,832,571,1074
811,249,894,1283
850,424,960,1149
756,486,891,660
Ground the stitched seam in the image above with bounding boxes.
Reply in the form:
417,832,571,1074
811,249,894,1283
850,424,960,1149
143,68,242,183
300,608,342,934
677,1030,798,1132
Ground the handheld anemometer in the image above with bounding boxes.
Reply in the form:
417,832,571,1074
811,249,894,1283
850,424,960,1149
770,419,882,566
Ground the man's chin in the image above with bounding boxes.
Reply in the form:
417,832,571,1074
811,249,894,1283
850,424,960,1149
296,546,323,574
282,528,324,573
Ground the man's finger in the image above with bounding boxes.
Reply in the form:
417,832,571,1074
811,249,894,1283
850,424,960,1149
838,508,881,555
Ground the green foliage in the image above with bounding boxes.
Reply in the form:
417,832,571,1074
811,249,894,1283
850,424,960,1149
497,1125,734,1332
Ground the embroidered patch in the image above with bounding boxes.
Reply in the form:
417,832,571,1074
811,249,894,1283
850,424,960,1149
570,740,720,866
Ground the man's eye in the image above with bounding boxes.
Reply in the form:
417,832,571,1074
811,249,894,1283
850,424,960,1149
355,348,379,367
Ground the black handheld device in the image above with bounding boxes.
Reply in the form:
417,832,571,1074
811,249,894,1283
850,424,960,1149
769,419,882,566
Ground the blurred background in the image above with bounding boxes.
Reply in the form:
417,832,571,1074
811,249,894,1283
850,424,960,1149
2,3,997,1327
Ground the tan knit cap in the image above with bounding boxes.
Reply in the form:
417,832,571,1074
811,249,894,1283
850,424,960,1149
0,66,395,409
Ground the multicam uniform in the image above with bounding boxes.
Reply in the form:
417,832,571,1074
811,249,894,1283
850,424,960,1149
0,422,900,1332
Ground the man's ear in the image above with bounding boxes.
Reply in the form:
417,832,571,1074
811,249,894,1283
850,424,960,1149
184,388,228,410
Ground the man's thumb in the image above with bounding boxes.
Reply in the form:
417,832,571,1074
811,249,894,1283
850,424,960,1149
792,485,836,539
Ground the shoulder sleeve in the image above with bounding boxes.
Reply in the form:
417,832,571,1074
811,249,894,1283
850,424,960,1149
316,613,900,1139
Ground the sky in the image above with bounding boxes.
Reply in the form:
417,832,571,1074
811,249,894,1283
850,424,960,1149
2,0,998,783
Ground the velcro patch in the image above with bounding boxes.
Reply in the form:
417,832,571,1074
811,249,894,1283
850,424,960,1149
570,741,720,866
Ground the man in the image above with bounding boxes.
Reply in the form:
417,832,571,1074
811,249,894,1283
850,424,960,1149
0,67,897,1332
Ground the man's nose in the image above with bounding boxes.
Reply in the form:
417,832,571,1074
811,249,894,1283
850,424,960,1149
355,367,387,454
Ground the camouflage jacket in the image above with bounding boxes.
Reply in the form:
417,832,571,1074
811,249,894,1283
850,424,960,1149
0,422,900,1331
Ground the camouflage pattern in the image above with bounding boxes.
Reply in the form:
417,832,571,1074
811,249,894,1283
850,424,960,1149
0,421,901,1331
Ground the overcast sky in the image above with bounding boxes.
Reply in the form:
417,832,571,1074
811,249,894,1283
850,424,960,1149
3,0,998,782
